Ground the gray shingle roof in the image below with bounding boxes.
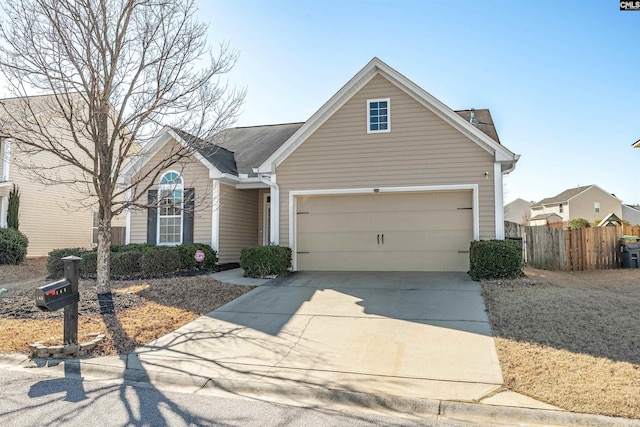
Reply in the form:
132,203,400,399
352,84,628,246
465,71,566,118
532,185,594,208
208,122,304,176
171,128,238,175
530,213,563,221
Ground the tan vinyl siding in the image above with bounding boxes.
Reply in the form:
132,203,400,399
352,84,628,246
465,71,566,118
129,139,213,246
10,158,94,256
218,184,259,263
277,74,496,247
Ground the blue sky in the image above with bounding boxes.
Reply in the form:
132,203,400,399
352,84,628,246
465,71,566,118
200,0,640,205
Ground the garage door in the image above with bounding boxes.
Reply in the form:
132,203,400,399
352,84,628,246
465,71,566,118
295,191,473,271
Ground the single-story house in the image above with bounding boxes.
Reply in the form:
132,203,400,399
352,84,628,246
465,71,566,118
122,57,519,272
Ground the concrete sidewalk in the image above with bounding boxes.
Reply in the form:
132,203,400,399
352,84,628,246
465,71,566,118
1,271,638,426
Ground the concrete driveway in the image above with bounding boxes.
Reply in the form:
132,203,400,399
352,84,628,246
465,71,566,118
129,272,503,402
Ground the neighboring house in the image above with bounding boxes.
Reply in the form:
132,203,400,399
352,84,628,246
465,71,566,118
504,198,533,224
622,204,640,225
530,185,622,226
123,57,519,272
529,213,563,227
0,95,126,257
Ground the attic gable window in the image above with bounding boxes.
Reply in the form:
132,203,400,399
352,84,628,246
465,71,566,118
367,98,390,133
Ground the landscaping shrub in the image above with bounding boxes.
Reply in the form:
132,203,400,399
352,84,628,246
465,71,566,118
80,251,98,277
569,218,591,230
469,239,523,281
240,245,292,278
0,227,29,265
111,251,144,276
140,247,185,276
110,243,156,253
178,243,218,270
46,247,87,279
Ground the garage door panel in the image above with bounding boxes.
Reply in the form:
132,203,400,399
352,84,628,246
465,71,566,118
298,231,380,252
295,191,473,272
297,250,469,271
298,210,471,233
380,230,472,252
298,192,471,214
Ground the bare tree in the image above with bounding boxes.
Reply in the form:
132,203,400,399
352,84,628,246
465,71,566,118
0,0,243,293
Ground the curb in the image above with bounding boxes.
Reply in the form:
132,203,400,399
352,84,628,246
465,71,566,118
2,353,639,427
121,363,639,427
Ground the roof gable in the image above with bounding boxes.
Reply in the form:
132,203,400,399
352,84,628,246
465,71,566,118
255,57,518,174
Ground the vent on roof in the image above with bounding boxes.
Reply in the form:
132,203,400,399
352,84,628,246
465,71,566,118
470,108,477,124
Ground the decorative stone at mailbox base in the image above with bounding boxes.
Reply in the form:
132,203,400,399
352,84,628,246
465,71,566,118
30,333,106,359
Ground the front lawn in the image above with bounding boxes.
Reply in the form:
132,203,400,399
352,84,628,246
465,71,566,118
482,267,640,419
0,259,253,355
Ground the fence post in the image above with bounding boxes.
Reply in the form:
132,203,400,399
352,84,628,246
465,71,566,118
62,256,81,345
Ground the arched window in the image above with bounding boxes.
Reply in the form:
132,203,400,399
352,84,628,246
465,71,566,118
158,171,183,245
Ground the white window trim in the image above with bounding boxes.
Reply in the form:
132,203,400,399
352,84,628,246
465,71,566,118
288,184,479,271
367,98,391,134
0,196,7,228
2,139,10,181
125,188,132,244
157,170,184,246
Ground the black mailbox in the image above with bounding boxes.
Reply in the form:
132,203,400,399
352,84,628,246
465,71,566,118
35,279,80,311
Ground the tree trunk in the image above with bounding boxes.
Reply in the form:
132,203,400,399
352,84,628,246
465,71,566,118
96,207,112,295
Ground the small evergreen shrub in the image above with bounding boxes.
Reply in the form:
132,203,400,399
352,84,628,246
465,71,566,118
7,184,20,230
178,243,218,270
469,239,523,281
0,227,29,265
140,248,185,276
569,218,591,230
240,245,292,278
80,251,98,277
111,251,144,276
47,247,87,279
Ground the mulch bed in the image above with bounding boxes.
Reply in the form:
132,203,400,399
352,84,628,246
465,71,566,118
0,259,254,356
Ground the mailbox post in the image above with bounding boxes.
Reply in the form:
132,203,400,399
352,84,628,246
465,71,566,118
62,256,81,344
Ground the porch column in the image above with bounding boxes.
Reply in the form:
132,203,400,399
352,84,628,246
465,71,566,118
269,174,279,245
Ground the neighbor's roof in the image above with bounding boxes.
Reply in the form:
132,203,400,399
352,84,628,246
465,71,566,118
532,185,595,207
530,213,563,221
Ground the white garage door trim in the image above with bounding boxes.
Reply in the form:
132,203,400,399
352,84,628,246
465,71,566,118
288,184,479,271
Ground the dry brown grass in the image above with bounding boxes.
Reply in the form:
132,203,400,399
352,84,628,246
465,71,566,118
483,267,640,419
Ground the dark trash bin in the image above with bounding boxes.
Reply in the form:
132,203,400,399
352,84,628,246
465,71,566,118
619,237,640,269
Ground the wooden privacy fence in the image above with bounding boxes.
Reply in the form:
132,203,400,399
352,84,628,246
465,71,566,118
526,226,566,270
564,226,619,271
504,221,640,271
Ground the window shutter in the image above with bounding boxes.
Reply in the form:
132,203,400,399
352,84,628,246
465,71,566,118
147,190,158,245
183,188,194,244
